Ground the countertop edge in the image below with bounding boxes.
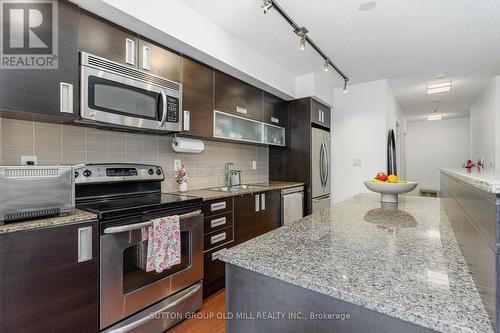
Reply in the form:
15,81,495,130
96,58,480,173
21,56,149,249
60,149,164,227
218,249,480,333
441,168,500,194
0,209,98,235
167,182,305,201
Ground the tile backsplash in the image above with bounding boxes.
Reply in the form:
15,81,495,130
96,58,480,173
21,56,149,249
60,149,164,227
0,117,269,191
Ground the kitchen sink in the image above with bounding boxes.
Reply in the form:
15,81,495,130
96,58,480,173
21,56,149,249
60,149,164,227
209,184,267,192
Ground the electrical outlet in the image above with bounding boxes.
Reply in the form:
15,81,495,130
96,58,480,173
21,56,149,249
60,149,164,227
252,161,257,170
352,158,362,167
21,155,37,165
174,159,182,171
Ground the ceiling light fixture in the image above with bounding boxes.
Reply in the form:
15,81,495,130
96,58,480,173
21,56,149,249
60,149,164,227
323,59,330,72
295,27,308,51
261,0,272,14
342,79,349,93
260,0,349,82
358,1,377,12
427,81,452,95
427,114,442,121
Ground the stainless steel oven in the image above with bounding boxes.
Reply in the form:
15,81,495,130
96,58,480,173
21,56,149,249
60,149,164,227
100,209,203,331
75,164,203,333
79,52,182,132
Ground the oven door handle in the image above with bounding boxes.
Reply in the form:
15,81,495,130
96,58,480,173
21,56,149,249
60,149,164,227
103,210,202,234
159,89,167,127
104,282,202,333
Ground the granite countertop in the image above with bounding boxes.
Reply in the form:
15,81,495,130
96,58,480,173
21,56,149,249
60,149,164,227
441,168,500,194
168,181,304,201
0,209,97,235
219,193,493,333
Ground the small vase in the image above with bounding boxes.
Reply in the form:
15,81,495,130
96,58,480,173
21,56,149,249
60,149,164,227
179,182,188,192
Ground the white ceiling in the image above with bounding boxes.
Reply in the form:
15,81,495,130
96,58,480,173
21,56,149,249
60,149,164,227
182,0,500,121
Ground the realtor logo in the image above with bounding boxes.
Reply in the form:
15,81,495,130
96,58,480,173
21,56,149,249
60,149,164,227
0,0,58,69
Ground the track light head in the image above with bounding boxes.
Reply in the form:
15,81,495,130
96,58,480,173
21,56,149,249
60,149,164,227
323,60,330,72
295,27,308,51
342,79,348,93
261,0,272,14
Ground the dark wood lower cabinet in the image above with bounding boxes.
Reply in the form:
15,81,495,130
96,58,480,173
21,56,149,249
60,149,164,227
203,243,232,299
0,221,98,333
256,190,281,235
234,190,280,245
203,191,281,298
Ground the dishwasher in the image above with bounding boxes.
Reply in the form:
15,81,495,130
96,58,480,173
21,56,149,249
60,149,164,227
281,186,304,225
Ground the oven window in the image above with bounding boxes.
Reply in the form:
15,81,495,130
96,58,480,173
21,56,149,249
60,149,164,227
122,231,191,294
88,76,160,120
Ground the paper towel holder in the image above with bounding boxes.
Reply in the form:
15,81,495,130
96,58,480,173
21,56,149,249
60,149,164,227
172,136,205,154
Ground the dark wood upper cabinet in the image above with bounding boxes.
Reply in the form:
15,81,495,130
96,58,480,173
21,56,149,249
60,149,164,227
310,98,331,128
181,57,214,137
214,71,263,121
0,0,79,121
138,39,181,82
79,11,139,67
0,221,98,333
263,92,288,128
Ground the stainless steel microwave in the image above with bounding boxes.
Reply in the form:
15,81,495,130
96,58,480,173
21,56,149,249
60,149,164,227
78,52,182,132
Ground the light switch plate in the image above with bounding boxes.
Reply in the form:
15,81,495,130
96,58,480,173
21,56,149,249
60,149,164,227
174,159,182,171
352,158,362,167
21,155,37,165
252,161,257,170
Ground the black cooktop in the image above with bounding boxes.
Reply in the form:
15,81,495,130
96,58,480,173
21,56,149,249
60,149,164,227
77,193,202,221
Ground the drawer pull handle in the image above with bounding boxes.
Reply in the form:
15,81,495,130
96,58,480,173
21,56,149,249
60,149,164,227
211,201,227,212
211,217,227,228
211,232,227,244
212,248,227,261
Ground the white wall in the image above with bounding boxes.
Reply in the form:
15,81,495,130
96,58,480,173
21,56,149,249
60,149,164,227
331,79,390,203
470,76,498,168
406,117,470,194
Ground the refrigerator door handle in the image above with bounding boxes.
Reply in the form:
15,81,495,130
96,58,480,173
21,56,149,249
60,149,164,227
324,143,330,186
319,142,325,188
321,142,327,187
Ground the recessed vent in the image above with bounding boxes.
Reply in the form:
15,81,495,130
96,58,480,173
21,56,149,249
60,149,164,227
4,208,60,222
5,168,59,178
85,54,181,92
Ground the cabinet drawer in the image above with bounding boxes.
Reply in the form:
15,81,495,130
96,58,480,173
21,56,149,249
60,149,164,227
203,243,232,298
204,226,233,251
203,244,230,285
204,212,233,234
203,197,233,217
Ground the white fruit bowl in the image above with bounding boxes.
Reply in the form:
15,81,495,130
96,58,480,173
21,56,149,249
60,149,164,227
364,180,418,203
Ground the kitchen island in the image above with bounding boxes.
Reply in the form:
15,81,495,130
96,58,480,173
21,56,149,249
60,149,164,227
218,193,493,333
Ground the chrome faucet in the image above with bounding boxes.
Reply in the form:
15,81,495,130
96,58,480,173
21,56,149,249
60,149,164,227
225,162,234,187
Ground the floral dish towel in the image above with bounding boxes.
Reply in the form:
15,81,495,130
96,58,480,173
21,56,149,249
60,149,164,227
141,215,181,273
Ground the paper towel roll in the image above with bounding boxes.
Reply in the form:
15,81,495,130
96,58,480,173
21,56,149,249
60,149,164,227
172,137,204,153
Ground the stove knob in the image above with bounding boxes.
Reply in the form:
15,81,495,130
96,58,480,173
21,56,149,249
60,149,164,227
148,168,154,175
156,169,162,175
83,169,92,177
74,171,79,178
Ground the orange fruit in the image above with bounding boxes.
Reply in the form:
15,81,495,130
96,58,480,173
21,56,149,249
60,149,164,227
387,175,398,183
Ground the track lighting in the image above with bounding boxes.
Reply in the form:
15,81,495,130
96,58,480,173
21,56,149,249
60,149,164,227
295,27,308,51
261,0,272,14
342,79,348,93
262,0,349,83
323,60,330,72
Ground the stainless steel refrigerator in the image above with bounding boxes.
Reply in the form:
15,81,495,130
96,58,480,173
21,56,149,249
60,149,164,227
311,127,331,212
